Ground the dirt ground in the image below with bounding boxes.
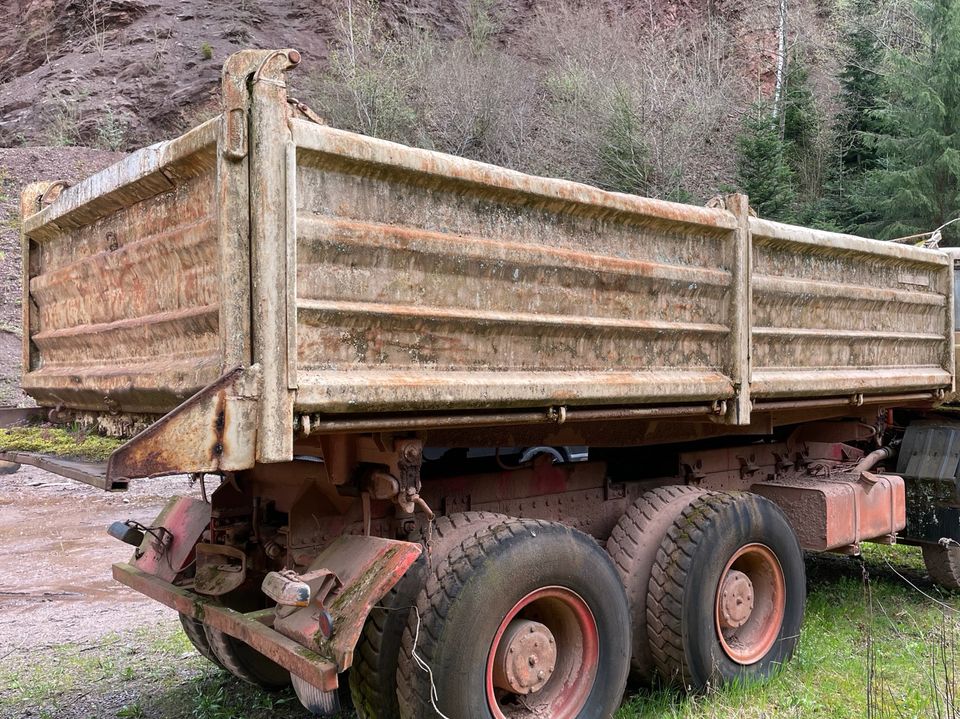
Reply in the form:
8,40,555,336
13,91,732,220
0,465,313,719
0,466,190,651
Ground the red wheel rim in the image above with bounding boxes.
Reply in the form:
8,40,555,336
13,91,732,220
485,586,598,719
714,543,786,665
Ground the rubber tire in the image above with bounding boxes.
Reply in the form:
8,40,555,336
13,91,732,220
204,625,291,690
647,491,805,691
606,485,705,683
396,518,631,719
349,512,508,719
922,543,960,589
179,612,225,669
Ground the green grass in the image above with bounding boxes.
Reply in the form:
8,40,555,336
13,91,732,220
617,543,960,719
1,544,958,718
0,625,311,719
0,425,123,461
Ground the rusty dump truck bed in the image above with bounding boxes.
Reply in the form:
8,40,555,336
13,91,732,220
13,49,955,472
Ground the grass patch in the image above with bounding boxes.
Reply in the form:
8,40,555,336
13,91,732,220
0,624,313,719
617,544,960,719
0,425,122,461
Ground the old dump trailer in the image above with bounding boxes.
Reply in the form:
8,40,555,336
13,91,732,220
4,48,960,718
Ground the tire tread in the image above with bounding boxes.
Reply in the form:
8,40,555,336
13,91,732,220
350,511,507,719
605,485,705,680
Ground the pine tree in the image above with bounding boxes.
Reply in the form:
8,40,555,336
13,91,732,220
835,0,885,176
781,52,826,223
735,104,796,220
856,0,960,244
782,53,819,167
827,0,886,230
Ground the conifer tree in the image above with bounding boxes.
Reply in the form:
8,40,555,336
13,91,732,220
835,0,885,177
782,54,819,166
826,0,886,230
856,0,960,244
735,105,796,220
781,52,827,223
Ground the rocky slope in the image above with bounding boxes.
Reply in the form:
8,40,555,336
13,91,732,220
0,0,813,149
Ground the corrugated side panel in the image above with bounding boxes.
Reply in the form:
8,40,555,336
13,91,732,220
750,218,953,398
21,120,223,414
289,120,741,413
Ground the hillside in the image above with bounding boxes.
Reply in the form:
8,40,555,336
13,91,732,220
0,1,832,152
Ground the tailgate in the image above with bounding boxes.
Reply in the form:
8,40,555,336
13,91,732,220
19,118,235,415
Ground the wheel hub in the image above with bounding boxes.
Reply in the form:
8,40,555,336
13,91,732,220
714,543,786,665
492,619,557,694
718,569,754,629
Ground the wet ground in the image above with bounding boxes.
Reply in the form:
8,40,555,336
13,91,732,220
0,466,316,719
0,466,190,653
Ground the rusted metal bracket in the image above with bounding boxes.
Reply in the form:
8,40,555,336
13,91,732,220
107,365,260,482
112,562,338,692
0,450,122,490
195,544,247,595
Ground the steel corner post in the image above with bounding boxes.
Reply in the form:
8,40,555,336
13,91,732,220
19,181,59,383
245,49,301,464
726,192,752,426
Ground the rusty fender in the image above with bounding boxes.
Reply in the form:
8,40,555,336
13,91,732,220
106,365,261,482
267,535,423,672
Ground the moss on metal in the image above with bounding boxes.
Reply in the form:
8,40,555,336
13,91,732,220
0,426,123,461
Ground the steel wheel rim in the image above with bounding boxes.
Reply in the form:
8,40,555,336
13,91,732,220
485,586,598,719
714,542,786,665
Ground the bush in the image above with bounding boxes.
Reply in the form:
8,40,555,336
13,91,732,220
295,1,740,204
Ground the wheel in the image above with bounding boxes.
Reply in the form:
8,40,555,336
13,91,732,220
178,613,224,669
922,543,960,589
397,518,631,719
204,625,291,690
350,512,508,719
606,485,705,683
647,491,805,691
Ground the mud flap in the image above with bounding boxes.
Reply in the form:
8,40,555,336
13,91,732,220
270,535,423,671
130,496,211,582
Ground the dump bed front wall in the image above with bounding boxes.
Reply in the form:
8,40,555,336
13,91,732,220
750,219,954,398
20,120,226,414
289,120,742,413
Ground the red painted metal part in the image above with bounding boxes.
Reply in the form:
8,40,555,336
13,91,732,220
132,495,210,582
750,472,906,552
485,586,598,719
112,562,338,691
273,534,422,671
714,543,785,665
